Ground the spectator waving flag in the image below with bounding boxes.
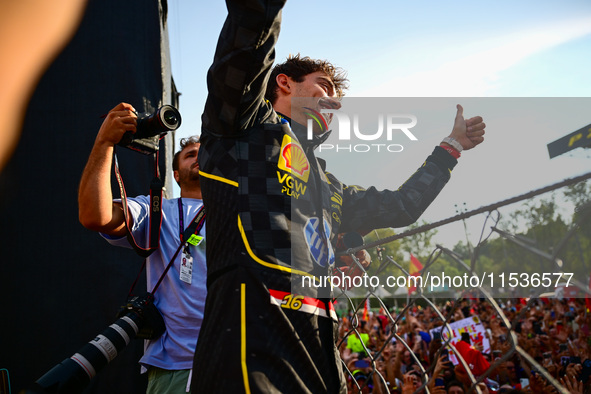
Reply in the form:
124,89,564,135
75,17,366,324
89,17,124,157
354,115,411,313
453,339,491,376
408,254,423,295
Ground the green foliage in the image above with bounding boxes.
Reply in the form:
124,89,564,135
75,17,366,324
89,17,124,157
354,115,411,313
454,181,591,287
360,181,591,298
563,179,591,208
399,221,437,262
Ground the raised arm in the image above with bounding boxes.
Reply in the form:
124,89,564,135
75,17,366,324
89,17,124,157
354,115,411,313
338,105,486,233
78,102,137,236
201,0,287,137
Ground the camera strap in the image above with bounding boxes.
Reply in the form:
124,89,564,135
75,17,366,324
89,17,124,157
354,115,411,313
125,199,206,297
113,147,206,296
151,203,206,294
113,150,163,258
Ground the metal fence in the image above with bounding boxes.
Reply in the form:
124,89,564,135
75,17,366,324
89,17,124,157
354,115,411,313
336,172,591,394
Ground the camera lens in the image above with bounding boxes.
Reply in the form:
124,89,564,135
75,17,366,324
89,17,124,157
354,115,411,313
163,110,178,126
120,105,182,154
156,106,181,130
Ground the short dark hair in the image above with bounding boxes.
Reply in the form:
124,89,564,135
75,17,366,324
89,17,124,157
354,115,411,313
446,380,465,391
265,53,349,104
173,136,200,172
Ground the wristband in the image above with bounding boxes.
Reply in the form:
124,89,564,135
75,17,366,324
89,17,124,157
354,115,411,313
441,136,463,152
440,144,461,159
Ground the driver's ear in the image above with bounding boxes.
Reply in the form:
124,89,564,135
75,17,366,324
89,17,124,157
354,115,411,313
276,73,292,95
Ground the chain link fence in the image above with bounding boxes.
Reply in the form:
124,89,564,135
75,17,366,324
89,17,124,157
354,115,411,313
335,173,591,393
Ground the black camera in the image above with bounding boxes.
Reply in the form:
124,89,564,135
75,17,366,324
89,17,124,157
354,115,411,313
118,105,181,155
117,293,165,340
35,293,165,393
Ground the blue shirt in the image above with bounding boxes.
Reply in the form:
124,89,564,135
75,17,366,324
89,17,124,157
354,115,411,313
102,196,206,372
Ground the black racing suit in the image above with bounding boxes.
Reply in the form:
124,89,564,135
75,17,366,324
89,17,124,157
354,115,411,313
192,0,457,392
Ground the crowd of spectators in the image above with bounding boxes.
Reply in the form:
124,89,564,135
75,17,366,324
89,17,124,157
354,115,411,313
337,295,591,393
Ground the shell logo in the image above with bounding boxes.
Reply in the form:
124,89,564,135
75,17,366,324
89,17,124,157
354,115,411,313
282,143,309,176
278,135,310,182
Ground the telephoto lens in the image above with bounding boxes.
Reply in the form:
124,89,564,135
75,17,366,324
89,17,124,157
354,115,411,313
36,293,164,393
35,309,143,393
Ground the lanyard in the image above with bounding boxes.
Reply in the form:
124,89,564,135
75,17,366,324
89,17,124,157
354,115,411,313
178,198,185,243
128,198,206,296
177,198,206,246
151,200,206,294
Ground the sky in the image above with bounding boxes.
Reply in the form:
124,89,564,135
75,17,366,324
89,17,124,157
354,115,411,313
167,0,591,248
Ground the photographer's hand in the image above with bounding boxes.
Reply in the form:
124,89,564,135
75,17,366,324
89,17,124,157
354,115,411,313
96,102,138,146
78,102,137,237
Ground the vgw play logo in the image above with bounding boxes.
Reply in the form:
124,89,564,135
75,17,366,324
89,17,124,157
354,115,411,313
304,107,418,153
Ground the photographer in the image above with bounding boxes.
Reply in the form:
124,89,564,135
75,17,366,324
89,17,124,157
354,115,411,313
78,102,205,393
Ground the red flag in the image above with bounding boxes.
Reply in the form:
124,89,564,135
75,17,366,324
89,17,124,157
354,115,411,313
408,254,423,295
586,275,591,312
363,298,370,321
